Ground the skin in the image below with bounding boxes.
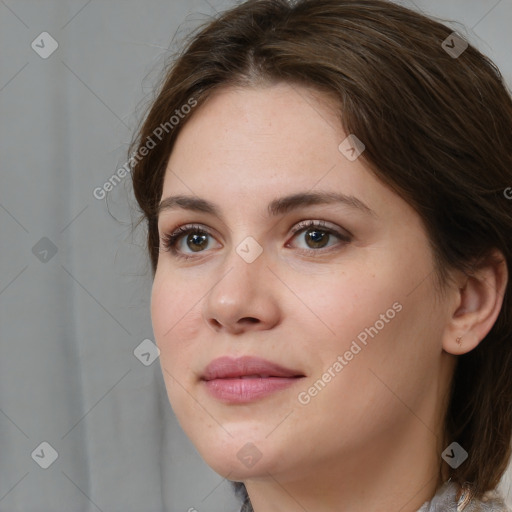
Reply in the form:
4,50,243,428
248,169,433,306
150,82,507,512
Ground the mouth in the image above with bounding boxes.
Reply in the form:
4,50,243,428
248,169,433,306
200,355,305,403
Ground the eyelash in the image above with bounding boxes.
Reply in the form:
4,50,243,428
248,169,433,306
159,220,352,260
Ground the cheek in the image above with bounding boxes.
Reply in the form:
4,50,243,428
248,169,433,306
151,275,208,427
290,248,438,394
297,274,440,430
282,263,393,349
150,273,204,373
152,267,200,332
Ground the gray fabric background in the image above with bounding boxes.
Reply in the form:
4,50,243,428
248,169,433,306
1,1,511,511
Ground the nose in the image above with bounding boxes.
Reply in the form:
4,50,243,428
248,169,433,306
202,246,281,335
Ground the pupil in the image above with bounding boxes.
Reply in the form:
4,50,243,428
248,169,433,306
188,233,208,252
306,228,328,248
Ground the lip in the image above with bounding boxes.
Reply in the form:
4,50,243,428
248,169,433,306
201,356,305,403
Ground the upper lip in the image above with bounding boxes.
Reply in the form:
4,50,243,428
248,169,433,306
201,356,304,380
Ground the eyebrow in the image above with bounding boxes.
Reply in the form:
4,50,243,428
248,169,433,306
157,191,376,220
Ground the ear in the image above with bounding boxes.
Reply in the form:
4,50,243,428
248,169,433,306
442,249,508,355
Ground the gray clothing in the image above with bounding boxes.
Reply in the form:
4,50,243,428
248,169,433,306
417,481,510,512
237,480,511,511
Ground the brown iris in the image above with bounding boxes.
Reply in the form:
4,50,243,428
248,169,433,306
304,228,329,249
187,232,208,252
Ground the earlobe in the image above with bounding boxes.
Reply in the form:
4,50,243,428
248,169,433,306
444,332,478,356
442,250,508,356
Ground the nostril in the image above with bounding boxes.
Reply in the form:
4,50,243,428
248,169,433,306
209,319,222,329
207,316,259,331
240,317,259,324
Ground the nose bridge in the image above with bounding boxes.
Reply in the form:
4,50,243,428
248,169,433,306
216,235,267,300
202,235,278,331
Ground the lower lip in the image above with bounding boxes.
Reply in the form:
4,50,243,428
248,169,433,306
203,377,302,403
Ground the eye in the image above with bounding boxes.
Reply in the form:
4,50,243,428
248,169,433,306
160,220,351,260
288,220,351,252
160,224,219,259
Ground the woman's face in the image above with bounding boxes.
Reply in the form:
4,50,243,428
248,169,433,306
151,82,456,483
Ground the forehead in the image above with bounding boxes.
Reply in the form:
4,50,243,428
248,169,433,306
158,82,411,231
163,83,352,190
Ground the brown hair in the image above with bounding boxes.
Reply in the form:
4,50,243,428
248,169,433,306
129,0,512,508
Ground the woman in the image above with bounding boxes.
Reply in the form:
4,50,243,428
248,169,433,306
129,0,512,510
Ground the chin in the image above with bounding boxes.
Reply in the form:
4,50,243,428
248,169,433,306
188,424,281,479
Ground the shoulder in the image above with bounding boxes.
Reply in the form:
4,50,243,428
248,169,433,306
469,488,511,512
